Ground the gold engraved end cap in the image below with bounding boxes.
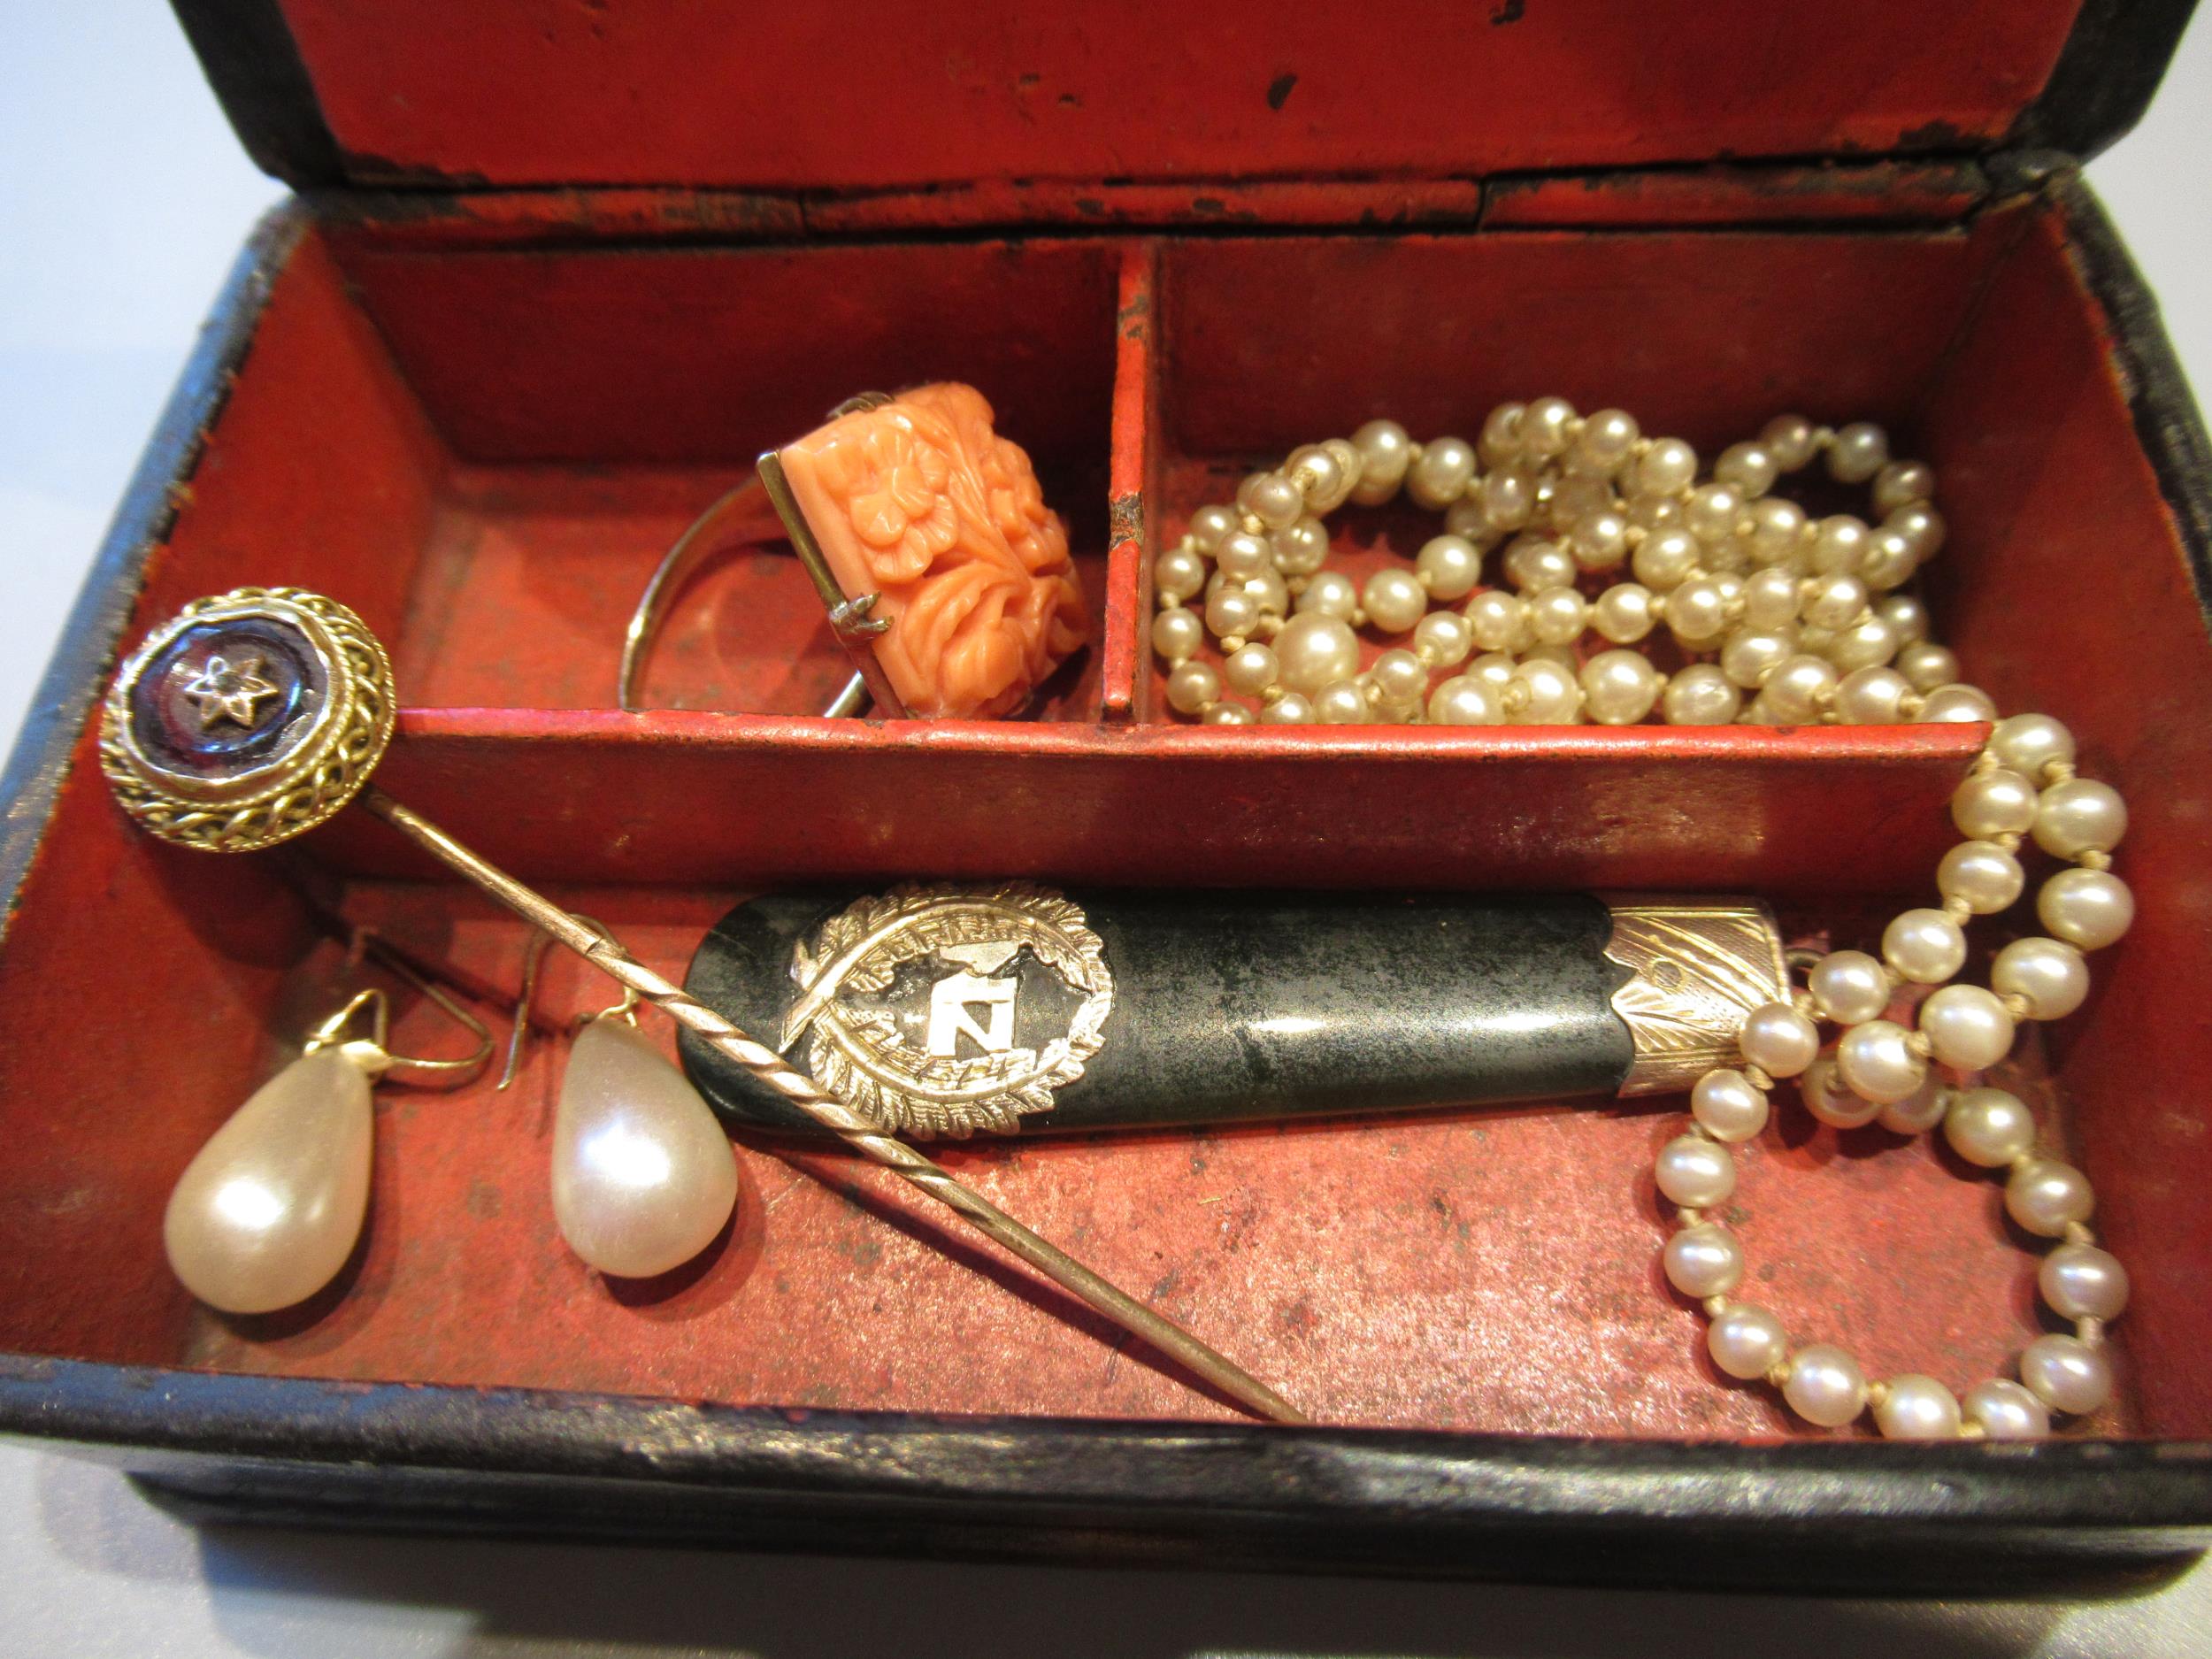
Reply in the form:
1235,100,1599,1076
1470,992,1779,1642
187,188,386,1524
1602,897,1790,1095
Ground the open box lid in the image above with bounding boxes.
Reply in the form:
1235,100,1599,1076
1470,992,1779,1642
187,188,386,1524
180,0,2193,202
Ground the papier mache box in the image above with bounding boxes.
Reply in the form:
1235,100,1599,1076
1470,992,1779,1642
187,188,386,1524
1,0,2209,1592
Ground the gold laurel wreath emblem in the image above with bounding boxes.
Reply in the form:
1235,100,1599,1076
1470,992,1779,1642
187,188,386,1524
781,883,1113,1139
99,587,394,854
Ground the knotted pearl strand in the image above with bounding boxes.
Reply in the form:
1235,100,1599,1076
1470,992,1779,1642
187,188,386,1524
1156,403,2132,1436
1152,408,1958,728
1665,706,2130,1438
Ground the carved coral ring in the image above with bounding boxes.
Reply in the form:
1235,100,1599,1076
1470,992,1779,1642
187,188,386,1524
620,384,1087,721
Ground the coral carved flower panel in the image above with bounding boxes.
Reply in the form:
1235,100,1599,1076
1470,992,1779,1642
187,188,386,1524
778,383,1087,719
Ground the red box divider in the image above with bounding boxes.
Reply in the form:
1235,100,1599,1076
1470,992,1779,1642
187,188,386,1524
1102,240,1159,721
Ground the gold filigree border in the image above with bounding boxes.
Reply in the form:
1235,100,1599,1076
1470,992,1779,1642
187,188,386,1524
100,587,394,854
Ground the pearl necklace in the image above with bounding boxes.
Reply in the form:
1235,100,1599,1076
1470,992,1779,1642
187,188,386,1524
1151,402,2133,1438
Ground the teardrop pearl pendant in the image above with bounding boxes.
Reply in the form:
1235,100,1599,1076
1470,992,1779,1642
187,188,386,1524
164,1046,373,1316
551,1018,738,1279
163,967,493,1317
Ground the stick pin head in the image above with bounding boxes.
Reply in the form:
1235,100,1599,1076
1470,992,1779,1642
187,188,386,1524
101,588,396,852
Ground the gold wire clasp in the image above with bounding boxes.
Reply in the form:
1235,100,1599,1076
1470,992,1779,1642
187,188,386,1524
306,930,495,1086
496,916,636,1090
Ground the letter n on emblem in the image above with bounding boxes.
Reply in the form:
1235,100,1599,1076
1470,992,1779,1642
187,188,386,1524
926,972,1017,1057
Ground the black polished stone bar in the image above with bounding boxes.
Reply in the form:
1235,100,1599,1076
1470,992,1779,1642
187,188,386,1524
680,889,1635,1134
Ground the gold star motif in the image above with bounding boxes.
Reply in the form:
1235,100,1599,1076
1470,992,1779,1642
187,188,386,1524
180,654,280,732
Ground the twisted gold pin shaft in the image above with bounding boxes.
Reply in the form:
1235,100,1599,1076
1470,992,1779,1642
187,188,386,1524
363,789,1304,1425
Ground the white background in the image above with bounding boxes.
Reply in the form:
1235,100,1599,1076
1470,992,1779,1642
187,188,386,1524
4,4,2212,1653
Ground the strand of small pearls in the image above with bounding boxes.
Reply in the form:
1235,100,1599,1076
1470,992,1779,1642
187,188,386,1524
1666,719,2130,1439
1153,406,1960,726
1153,402,2132,1436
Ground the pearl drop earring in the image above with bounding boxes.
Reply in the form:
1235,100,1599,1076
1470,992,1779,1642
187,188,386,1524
165,950,493,1316
502,925,739,1280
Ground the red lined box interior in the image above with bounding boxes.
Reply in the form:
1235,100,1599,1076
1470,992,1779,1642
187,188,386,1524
267,0,2078,190
0,176,2207,1441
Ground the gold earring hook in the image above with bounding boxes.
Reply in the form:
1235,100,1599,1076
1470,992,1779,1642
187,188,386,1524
304,987,392,1072
496,914,635,1090
308,928,495,1087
